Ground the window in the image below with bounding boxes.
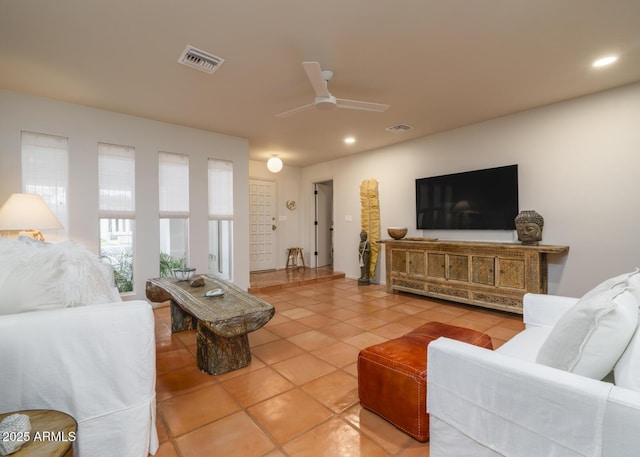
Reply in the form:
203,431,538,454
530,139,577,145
159,152,189,277
208,159,233,280
21,131,69,237
98,143,135,293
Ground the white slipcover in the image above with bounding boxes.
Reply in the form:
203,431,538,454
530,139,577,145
427,293,640,457
0,300,159,457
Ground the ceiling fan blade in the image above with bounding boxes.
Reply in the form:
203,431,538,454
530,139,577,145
302,62,331,98
275,103,314,118
335,98,390,112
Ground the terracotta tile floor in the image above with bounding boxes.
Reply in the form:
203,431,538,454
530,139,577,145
248,266,345,293
152,269,525,457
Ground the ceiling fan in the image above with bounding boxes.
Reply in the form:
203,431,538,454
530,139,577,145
276,62,390,118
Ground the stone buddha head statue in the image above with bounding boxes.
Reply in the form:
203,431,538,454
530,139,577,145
515,210,544,245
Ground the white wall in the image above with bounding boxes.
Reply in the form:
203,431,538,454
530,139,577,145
0,90,250,296
302,82,640,297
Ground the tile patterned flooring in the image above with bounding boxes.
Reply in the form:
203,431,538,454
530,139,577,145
152,269,525,457
247,266,345,293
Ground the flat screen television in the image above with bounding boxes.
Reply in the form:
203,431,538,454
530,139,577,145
416,165,519,230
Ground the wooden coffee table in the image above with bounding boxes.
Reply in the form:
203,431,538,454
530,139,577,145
146,275,275,375
0,409,76,457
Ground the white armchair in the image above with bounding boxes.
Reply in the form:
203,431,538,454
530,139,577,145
0,238,158,456
0,301,159,457
427,292,640,457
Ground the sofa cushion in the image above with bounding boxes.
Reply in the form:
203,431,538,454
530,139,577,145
0,237,121,315
536,283,638,379
496,326,552,362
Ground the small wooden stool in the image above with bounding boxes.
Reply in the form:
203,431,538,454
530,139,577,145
286,247,305,268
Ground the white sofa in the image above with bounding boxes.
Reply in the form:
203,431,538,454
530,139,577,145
428,291,640,457
0,238,158,456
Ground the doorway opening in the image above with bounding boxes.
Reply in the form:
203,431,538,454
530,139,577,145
314,180,334,268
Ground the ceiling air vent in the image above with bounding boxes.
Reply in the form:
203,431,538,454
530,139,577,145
386,124,414,133
178,45,225,74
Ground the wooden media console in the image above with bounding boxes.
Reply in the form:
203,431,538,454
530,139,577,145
382,239,569,314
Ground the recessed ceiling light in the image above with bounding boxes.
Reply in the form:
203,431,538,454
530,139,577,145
592,55,618,68
344,137,356,144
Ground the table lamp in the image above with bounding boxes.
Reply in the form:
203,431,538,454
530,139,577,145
0,193,63,241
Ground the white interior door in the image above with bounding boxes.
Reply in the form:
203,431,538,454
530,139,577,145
315,181,333,267
249,180,277,271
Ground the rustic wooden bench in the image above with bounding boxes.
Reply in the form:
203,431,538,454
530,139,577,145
146,275,275,375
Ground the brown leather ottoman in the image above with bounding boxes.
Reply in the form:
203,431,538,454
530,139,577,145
357,321,493,441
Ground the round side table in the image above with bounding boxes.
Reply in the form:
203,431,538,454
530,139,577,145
0,409,76,457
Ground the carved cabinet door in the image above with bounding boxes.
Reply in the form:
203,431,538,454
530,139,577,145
407,250,426,277
427,253,446,279
447,255,469,281
497,258,526,289
390,249,408,275
472,256,496,285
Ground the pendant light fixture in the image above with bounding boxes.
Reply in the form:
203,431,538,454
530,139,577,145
267,156,283,173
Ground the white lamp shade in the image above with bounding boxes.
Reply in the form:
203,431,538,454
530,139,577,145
267,157,283,173
0,193,63,230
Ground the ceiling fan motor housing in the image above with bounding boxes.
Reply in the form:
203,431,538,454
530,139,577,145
315,95,337,109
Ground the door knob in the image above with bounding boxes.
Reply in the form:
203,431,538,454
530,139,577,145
272,224,277,231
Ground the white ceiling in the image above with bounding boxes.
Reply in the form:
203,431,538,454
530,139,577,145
1,0,639,168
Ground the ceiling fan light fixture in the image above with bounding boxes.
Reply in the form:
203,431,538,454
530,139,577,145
267,156,283,173
315,95,337,110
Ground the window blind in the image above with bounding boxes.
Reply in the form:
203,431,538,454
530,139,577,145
159,152,189,216
21,131,69,231
208,159,233,218
98,143,135,214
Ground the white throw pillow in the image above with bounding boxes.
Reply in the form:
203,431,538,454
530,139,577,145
603,269,640,391
0,237,121,315
615,324,640,391
582,268,640,303
582,269,640,389
536,283,638,379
